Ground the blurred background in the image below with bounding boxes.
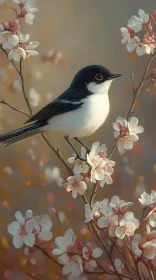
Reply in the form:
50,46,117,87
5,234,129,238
0,0,155,279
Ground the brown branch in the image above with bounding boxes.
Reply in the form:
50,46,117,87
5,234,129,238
90,181,99,207
0,100,30,118
109,52,156,159
20,59,33,116
34,244,60,266
125,238,142,280
0,48,72,174
41,133,72,174
109,237,117,257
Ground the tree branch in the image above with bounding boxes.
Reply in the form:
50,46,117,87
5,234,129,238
0,100,30,118
109,52,156,159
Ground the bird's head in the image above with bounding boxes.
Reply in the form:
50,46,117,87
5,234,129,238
70,65,122,96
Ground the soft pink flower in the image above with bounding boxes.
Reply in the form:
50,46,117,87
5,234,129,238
52,229,76,256
65,175,87,199
120,25,134,44
110,195,134,214
128,9,149,33
115,212,139,239
33,215,52,241
58,254,83,277
8,33,39,61
82,246,103,272
138,191,156,208
7,211,35,248
68,147,89,175
113,117,144,154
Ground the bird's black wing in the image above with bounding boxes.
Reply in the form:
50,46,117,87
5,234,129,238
25,88,83,124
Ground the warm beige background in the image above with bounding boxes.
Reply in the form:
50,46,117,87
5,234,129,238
0,0,155,278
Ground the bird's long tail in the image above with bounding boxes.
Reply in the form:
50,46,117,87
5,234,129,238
0,121,45,146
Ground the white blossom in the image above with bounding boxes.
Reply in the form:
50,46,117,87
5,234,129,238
138,191,156,208
52,229,76,256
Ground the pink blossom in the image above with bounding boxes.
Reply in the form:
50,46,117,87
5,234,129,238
120,25,134,44
8,33,39,61
128,9,149,33
65,175,87,199
132,234,142,258
52,229,76,256
68,147,89,175
109,195,134,214
33,215,52,241
7,211,35,248
58,254,83,277
138,191,156,208
82,246,103,272
113,117,144,154
13,0,38,25
115,212,139,239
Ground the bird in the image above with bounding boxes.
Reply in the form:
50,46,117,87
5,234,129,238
0,65,121,158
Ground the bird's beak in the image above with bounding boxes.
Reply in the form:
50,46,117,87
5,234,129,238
108,73,122,80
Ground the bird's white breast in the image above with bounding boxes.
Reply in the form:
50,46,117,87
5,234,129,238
46,80,112,138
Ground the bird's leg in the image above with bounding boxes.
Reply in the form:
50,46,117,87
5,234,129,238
64,135,86,161
74,137,90,154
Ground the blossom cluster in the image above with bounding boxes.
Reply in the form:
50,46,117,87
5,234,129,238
0,20,39,61
52,228,103,278
85,195,139,240
0,0,39,61
58,142,115,198
13,0,38,25
8,210,52,248
120,9,156,56
112,116,144,154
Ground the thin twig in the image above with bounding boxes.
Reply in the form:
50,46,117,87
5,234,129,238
41,133,72,174
90,181,99,207
125,238,142,280
109,52,156,159
20,59,33,116
109,237,117,257
131,73,135,96
147,263,155,280
34,244,60,266
0,100,30,118
1,48,72,174
127,52,156,120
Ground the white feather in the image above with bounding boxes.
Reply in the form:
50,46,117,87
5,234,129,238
46,80,112,137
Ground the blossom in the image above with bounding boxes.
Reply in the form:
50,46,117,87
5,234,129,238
33,215,52,241
65,175,87,199
82,246,103,272
87,143,115,187
138,191,156,208
58,254,83,277
109,258,124,273
0,31,19,50
110,195,134,214
113,117,144,154
120,25,134,44
52,229,76,256
115,212,139,239
7,211,35,248
8,33,39,61
128,9,149,33
142,32,155,55
68,147,89,175
13,0,38,25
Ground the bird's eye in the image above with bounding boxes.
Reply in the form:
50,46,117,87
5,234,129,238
95,73,103,81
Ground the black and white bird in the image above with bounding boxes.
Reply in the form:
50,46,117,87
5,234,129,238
0,65,121,155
